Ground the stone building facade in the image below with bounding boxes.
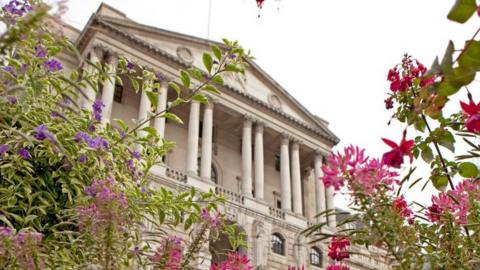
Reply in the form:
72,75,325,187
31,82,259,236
59,3,390,269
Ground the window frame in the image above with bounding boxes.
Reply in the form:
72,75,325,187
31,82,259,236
309,247,322,267
271,233,285,256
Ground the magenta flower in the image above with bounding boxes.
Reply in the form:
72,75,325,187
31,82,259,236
326,265,350,270
151,236,183,270
200,208,222,229
460,95,480,133
393,196,414,224
328,237,350,261
210,252,253,270
381,130,414,168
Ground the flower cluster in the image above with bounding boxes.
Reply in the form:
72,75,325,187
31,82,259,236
43,58,63,72
210,252,253,270
35,45,46,58
381,130,414,168
0,227,43,269
92,99,104,122
200,208,222,229
387,55,431,93
151,236,183,270
321,145,399,195
78,177,128,233
2,0,32,17
33,124,57,144
460,94,480,134
393,196,414,224
326,265,350,270
327,236,350,261
426,179,479,225
74,131,109,150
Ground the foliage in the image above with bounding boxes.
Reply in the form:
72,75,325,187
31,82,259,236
306,2,480,270
0,0,254,269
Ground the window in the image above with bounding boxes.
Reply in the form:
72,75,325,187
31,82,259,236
275,154,280,171
113,84,123,103
310,247,322,267
271,233,285,255
211,164,218,184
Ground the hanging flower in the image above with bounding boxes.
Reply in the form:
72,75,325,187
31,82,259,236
460,94,480,133
256,0,265,9
328,237,350,261
381,130,414,168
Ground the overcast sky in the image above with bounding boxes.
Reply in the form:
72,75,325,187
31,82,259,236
59,0,479,207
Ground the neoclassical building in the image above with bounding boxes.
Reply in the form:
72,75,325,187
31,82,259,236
59,3,389,269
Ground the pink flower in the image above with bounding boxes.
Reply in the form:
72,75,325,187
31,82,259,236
328,237,350,261
393,196,414,224
460,95,480,133
200,208,221,229
151,236,183,270
256,0,265,8
210,252,253,270
426,203,442,223
381,130,414,168
326,264,350,270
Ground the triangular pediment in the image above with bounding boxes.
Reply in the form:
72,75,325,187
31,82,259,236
80,3,338,143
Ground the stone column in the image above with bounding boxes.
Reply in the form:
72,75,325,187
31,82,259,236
254,122,264,200
200,101,214,180
137,83,151,130
154,81,168,139
100,52,118,124
280,134,292,211
314,152,327,223
326,179,336,227
241,116,253,197
82,47,102,109
186,101,200,175
291,140,303,215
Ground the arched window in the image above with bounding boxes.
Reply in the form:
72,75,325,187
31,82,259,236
310,247,322,267
271,233,285,255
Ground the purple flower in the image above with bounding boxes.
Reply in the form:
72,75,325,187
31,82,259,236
6,96,16,104
155,72,166,82
19,63,28,74
78,154,87,164
74,131,90,143
18,148,31,159
43,59,63,72
88,136,109,150
130,149,141,160
0,226,14,236
34,124,56,143
126,62,135,71
35,45,47,58
92,100,104,122
2,0,32,17
3,66,14,73
0,144,9,156
88,124,96,132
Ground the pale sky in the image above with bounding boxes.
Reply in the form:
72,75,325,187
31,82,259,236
59,0,478,207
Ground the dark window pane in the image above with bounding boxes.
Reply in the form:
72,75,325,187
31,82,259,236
114,84,123,103
271,234,284,255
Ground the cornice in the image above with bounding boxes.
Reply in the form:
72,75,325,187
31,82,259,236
77,16,340,145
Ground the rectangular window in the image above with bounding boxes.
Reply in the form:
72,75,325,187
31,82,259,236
114,84,123,103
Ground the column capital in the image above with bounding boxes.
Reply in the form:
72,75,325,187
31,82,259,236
291,139,303,146
90,45,104,59
254,122,265,133
243,114,254,124
104,50,119,65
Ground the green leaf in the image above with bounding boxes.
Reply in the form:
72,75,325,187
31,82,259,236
202,53,213,73
447,0,477,23
438,80,460,96
192,94,209,104
131,78,139,92
447,66,476,88
224,64,241,73
162,113,183,124
168,82,181,96
440,40,455,75
212,75,224,85
421,147,434,163
189,67,203,80
432,175,449,190
180,69,191,88
114,118,129,131
210,44,222,60
459,162,478,178
458,40,480,71
146,91,159,108
142,126,158,137
202,85,221,95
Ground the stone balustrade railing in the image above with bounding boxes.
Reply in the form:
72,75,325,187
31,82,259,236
269,206,286,220
215,185,244,204
165,167,187,183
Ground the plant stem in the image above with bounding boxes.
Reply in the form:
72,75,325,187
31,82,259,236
454,26,480,64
